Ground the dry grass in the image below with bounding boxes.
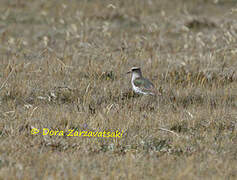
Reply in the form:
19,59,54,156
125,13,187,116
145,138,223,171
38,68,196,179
0,0,237,179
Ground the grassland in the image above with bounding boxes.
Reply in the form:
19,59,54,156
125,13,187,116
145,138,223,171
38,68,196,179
0,0,237,179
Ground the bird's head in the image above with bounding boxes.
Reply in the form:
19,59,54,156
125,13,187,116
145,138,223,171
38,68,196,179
126,67,142,75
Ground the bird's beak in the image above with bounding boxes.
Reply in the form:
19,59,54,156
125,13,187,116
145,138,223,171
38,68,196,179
126,70,131,74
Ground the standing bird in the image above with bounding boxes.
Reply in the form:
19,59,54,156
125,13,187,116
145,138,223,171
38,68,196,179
127,67,161,96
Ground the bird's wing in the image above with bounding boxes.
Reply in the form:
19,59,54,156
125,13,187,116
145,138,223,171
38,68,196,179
133,77,153,88
143,78,154,89
133,78,144,87
133,77,161,96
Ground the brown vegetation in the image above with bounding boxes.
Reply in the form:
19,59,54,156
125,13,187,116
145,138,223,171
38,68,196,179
0,0,236,179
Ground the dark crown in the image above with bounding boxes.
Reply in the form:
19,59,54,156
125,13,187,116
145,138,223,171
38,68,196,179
131,67,141,71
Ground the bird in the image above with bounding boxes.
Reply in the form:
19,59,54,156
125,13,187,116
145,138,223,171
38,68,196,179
127,67,161,96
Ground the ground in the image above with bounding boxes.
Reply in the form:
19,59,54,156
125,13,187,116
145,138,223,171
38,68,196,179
0,0,237,179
